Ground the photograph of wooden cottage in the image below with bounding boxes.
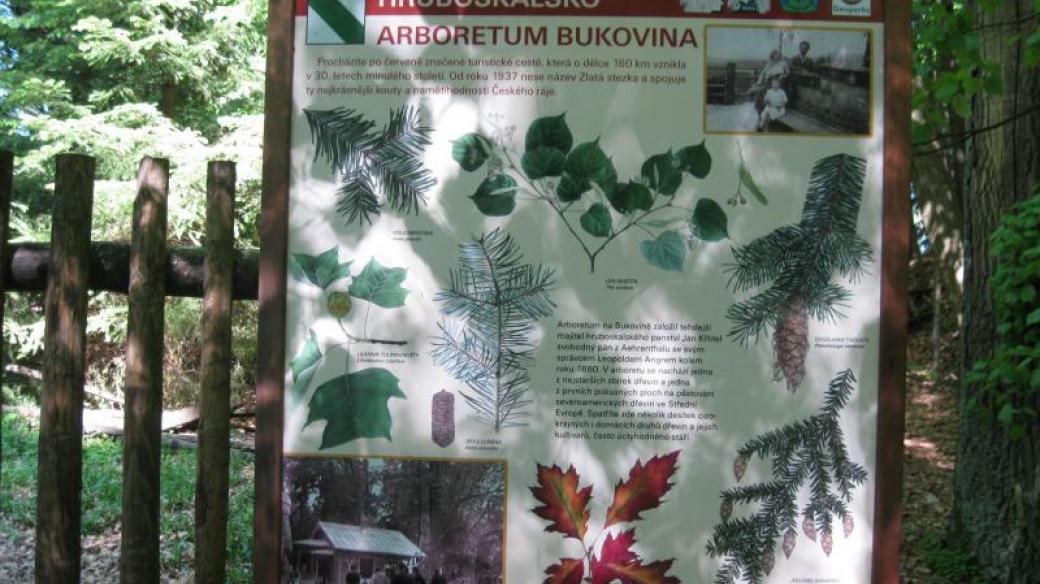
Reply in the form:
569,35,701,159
284,456,506,584
291,522,424,583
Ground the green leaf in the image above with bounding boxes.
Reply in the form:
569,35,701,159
290,331,322,403
641,151,683,196
580,203,612,238
641,231,687,272
305,368,407,449
522,147,567,179
471,174,518,216
677,141,712,179
292,247,352,289
608,182,654,214
998,403,1017,425
565,139,617,192
691,198,729,241
557,173,589,203
452,133,493,172
348,259,409,308
525,113,573,154
738,164,769,205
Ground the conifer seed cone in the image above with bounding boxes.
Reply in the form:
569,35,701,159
772,297,809,392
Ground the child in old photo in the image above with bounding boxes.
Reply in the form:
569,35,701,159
759,76,788,131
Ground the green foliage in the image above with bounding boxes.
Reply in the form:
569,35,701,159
305,368,406,449
966,189,1040,437
920,532,985,584
431,229,556,432
451,113,727,273
0,413,255,581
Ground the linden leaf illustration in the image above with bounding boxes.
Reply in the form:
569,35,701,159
292,246,352,289
557,173,590,203
641,231,687,272
305,367,406,450
677,140,712,179
605,451,680,527
523,146,567,179
589,530,639,584
691,198,729,242
580,203,613,238
530,463,593,541
290,330,321,403
641,151,682,196
453,133,493,172
610,182,654,214
566,139,617,193
543,558,585,584
348,259,408,309
526,112,574,154
471,174,519,216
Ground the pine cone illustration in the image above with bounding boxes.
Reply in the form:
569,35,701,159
782,528,797,558
762,548,775,575
431,390,456,448
802,513,817,541
821,531,834,556
720,499,733,521
734,454,748,481
843,514,855,538
772,297,809,392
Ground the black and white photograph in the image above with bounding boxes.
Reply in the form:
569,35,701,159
705,26,873,135
284,456,506,584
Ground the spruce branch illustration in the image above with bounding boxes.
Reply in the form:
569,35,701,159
707,370,868,584
725,154,873,392
451,113,729,273
305,106,436,226
431,229,556,432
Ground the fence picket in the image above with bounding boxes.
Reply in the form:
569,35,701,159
195,161,236,584
120,157,169,584
0,149,12,483
36,153,95,584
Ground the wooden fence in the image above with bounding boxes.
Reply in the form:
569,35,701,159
0,150,258,584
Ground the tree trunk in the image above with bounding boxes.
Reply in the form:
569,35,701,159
953,2,1040,581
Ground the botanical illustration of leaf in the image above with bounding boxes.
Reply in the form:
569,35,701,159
452,133,493,172
292,246,351,289
738,163,769,205
641,151,683,196
677,141,712,179
543,558,584,584
605,451,680,527
471,174,518,216
530,463,592,541
526,113,574,154
590,530,639,584
602,560,680,584
565,139,617,193
580,203,612,238
557,173,590,203
691,198,729,242
290,330,321,403
641,231,687,272
523,146,567,179
609,182,654,214
305,368,406,450
348,259,408,308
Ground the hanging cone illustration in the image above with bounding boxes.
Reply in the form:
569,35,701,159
431,390,456,448
772,296,809,392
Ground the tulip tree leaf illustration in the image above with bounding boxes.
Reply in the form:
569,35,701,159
290,330,322,402
305,367,406,450
641,151,683,197
677,141,712,179
348,259,409,309
523,147,567,179
526,113,574,154
292,247,352,289
580,203,613,238
472,174,518,216
641,231,687,272
692,198,730,242
452,133,493,172
609,182,654,214
566,139,617,193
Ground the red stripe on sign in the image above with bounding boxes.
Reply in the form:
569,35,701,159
296,0,307,16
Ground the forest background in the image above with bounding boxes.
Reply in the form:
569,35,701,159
0,0,1038,582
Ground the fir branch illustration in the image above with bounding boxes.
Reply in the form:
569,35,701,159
305,106,436,226
431,229,556,432
707,370,868,584
725,154,873,392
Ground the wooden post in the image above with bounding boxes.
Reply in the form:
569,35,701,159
0,150,12,482
120,157,169,584
35,153,95,584
195,161,235,584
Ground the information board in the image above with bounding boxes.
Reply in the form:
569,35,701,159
257,1,908,582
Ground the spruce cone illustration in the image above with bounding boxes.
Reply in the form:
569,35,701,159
431,390,456,448
726,154,873,392
305,106,436,226
431,229,556,432
707,370,868,584
531,452,682,584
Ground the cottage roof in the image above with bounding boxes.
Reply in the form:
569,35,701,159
314,522,425,558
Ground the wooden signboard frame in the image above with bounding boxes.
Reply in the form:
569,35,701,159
253,1,910,582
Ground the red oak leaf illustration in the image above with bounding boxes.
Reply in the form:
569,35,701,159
604,451,680,527
531,463,593,540
543,558,584,584
590,530,640,584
